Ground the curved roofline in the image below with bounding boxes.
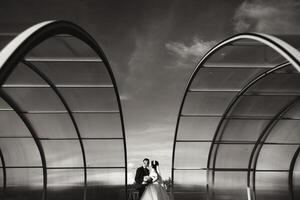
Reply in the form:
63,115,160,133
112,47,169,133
0,20,128,199
171,33,300,192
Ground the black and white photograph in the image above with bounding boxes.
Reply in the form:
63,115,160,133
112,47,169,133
0,0,300,200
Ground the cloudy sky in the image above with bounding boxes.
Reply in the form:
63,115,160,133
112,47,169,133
0,0,299,183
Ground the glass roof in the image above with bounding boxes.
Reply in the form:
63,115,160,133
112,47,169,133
172,34,300,200
0,21,127,200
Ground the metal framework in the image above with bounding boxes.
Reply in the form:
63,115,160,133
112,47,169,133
0,21,127,200
172,33,300,200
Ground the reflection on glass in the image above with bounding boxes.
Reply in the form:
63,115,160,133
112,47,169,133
221,119,269,141
229,96,295,117
4,62,45,86
214,171,247,200
257,145,298,170
266,120,300,143
28,36,98,58
26,113,77,138
255,172,289,200
178,117,220,140
35,62,112,86
0,138,41,166
3,88,66,112
75,113,122,138
87,169,125,186
248,73,300,94
174,142,210,169
0,111,31,137
183,92,235,115
173,170,206,192
83,140,125,167
6,168,43,187
41,140,83,167
215,144,254,168
59,88,118,112
191,68,265,91
47,169,84,200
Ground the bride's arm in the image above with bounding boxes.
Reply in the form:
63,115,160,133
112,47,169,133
150,172,158,182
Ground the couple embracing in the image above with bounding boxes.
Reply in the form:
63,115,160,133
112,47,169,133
135,158,169,200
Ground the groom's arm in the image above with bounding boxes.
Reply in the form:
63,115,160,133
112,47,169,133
135,168,142,184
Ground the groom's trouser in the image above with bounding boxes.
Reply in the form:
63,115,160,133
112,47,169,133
138,186,146,199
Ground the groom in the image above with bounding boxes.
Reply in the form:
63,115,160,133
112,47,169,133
135,158,150,199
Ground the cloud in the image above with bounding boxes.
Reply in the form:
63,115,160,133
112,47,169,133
165,38,217,69
234,0,300,34
166,38,216,58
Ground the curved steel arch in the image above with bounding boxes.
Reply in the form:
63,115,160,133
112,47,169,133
248,96,300,199
172,33,300,199
0,90,47,200
22,60,89,200
0,20,128,199
289,146,300,200
0,148,6,191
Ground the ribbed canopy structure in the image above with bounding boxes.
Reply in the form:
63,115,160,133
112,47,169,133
0,21,127,200
172,33,300,200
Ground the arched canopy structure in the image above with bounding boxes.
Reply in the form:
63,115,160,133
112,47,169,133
172,33,300,200
0,21,127,200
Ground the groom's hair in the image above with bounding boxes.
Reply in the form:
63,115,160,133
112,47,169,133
143,158,149,163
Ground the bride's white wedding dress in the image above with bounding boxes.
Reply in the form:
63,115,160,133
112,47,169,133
140,169,169,200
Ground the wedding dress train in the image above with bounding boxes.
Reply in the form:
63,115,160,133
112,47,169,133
140,169,169,200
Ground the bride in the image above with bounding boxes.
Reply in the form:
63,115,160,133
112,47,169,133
140,160,169,200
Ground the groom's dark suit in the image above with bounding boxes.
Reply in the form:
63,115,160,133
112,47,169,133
135,166,150,198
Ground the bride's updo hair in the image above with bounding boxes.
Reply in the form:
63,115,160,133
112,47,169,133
151,160,159,170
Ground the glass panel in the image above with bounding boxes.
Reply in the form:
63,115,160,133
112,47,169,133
74,113,122,138
173,170,206,192
221,119,270,141
0,167,2,189
0,98,11,109
294,170,300,200
47,169,84,200
5,168,43,200
174,142,210,169
41,140,83,167
4,62,45,86
87,168,126,200
255,172,289,200
0,111,31,137
190,68,265,91
205,44,283,67
214,171,247,200
266,120,300,143
229,96,296,117
87,168,125,186
248,73,300,94
83,140,125,167
59,88,118,112
6,168,43,187
177,117,220,140
173,193,206,200
47,168,84,187
215,144,254,168
26,113,77,138
28,36,98,58
257,145,298,170
3,88,66,112
285,100,300,118
0,138,41,166
294,155,300,199
183,92,235,115
35,62,112,86
274,64,297,74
